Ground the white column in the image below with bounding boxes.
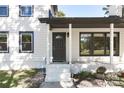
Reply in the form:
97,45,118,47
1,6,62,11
110,23,114,64
69,24,72,64
47,24,50,64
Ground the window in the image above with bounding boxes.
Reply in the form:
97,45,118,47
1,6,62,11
93,33,105,55
80,34,91,55
0,5,9,17
0,32,9,53
80,32,119,56
19,5,33,17
19,32,34,53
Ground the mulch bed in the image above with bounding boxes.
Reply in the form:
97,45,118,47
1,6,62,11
17,69,46,88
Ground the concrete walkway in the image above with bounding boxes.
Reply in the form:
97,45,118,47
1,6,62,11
40,82,63,88
39,81,122,88
40,81,76,88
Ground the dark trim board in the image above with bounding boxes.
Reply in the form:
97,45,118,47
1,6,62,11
39,16,124,28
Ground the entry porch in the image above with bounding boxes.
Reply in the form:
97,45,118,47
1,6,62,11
39,16,124,82
39,17,124,65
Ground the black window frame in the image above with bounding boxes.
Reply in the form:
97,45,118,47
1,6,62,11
79,32,119,56
0,32,9,53
19,31,34,53
19,5,34,17
0,5,9,17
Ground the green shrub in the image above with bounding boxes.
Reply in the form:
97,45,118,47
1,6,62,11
73,71,94,80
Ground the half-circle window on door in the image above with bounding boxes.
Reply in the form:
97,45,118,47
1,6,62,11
56,35,63,39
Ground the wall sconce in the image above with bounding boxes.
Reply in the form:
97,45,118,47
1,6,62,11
67,32,69,37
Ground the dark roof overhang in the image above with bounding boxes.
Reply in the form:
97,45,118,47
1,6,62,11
39,16,124,28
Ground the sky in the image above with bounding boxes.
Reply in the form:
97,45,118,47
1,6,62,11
58,5,106,17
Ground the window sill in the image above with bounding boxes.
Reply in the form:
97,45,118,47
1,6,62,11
80,55,119,56
0,51,9,53
19,51,34,53
19,15,33,17
0,15,9,17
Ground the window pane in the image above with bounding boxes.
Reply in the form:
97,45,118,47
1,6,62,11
93,33,105,55
22,43,32,51
20,32,33,53
0,34,7,42
80,33,91,55
0,33,8,52
0,6,8,16
114,34,119,55
22,34,31,42
0,43,7,51
106,35,110,55
20,6,32,16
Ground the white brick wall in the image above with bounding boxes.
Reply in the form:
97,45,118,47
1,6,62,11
0,5,50,70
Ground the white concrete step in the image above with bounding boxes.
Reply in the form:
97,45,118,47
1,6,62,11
45,64,71,82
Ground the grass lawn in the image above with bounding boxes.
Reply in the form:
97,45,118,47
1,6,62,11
0,69,42,88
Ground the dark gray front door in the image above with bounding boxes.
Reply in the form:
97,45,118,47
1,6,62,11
52,32,66,62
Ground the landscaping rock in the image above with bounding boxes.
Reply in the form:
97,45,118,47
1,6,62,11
117,71,124,78
95,74,105,80
29,72,45,88
73,78,79,82
60,80,74,88
92,79,107,87
72,71,124,88
107,81,115,86
77,80,93,88
119,77,124,82
105,72,120,81
96,66,106,74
